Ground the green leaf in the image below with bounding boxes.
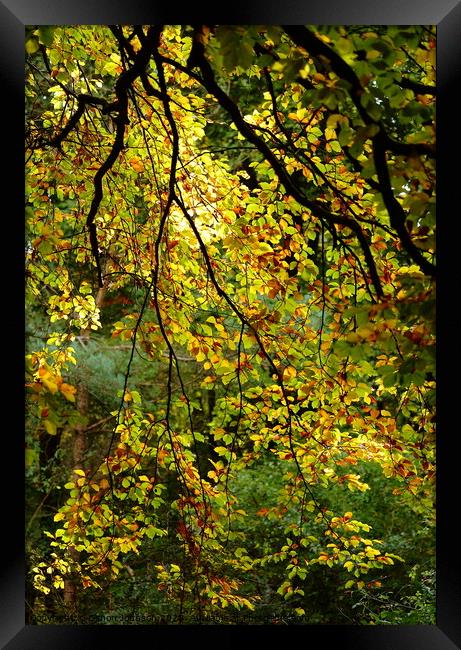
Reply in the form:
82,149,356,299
38,27,55,47
360,93,382,122
329,140,342,153
25,37,39,54
349,124,380,158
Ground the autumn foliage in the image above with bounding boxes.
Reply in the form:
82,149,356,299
26,25,435,624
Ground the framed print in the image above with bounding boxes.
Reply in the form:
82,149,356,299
2,0,459,647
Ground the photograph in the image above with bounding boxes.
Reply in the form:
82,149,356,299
25,21,436,625
2,2,459,647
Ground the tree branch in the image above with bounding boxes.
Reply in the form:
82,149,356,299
372,138,436,277
282,26,435,160
169,36,384,300
283,25,436,278
50,93,107,149
85,25,162,287
398,77,436,96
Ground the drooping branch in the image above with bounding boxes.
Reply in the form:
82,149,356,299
168,34,384,301
282,26,435,160
261,63,386,244
85,25,162,287
283,25,436,279
372,142,436,277
154,32,344,537
49,93,107,149
150,38,209,511
173,190,348,548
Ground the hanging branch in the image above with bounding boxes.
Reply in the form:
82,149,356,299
164,32,384,301
282,25,436,279
50,93,106,149
282,25,435,159
84,25,162,287
150,39,210,517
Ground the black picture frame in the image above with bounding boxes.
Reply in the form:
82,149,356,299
4,1,460,647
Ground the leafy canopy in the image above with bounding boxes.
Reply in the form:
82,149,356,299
26,24,435,622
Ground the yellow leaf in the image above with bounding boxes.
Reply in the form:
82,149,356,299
53,512,65,522
38,367,60,394
255,242,273,255
283,366,297,381
60,382,76,402
44,419,57,435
